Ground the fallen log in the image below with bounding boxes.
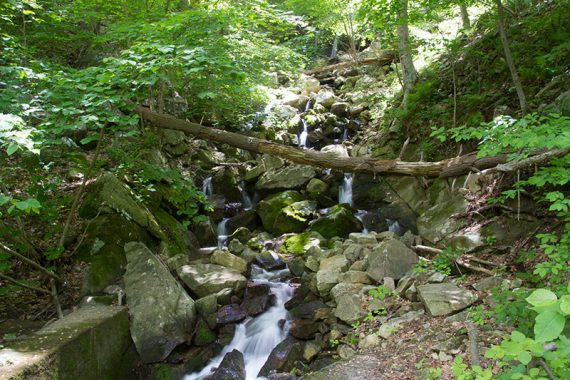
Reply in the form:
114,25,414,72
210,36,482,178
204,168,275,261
136,106,570,178
303,51,396,76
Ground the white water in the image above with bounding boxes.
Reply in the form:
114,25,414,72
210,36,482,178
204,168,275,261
217,218,230,249
339,173,353,207
184,268,293,380
387,219,404,235
240,181,254,210
355,210,369,234
202,176,213,198
298,119,309,148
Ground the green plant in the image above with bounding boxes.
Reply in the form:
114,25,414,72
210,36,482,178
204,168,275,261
368,284,392,300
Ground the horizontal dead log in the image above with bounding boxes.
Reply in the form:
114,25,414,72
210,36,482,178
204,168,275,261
303,51,396,76
136,106,569,178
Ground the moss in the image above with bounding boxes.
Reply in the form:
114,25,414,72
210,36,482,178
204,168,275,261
283,232,325,256
193,320,216,346
308,204,362,239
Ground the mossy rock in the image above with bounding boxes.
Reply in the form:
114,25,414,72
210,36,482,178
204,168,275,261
308,204,363,239
273,200,317,235
282,231,326,256
76,214,154,295
152,207,199,257
79,173,165,240
257,191,304,233
212,166,241,202
193,319,217,346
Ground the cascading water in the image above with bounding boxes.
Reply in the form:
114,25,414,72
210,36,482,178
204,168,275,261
355,210,369,234
184,266,294,380
298,119,309,149
202,176,213,198
217,218,230,248
338,173,353,207
240,181,254,210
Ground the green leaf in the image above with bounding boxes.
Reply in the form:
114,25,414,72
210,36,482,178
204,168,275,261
534,309,565,342
526,289,557,307
516,351,532,365
0,194,10,206
560,295,570,315
511,331,526,342
6,143,19,155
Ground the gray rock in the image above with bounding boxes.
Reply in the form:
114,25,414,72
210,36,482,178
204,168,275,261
256,165,316,192
316,269,341,297
124,242,195,363
417,194,468,244
418,283,477,316
339,271,372,284
211,349,246,380
348,232,377,245
178,264,247,298
211,250,248,274
366,239,418,281
217,304,247,324
359,334,380,349
473,276,504,292
330,283,366,304
338,345,356,359
334,293,365,324
258,337,304,377
330,102,349,117
319,255,349,272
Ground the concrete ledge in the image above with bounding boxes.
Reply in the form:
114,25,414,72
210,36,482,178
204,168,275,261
0,305,137,380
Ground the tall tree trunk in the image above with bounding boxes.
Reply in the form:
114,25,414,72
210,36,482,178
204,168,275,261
495,0,527,114
397,0,418,107
460,4,471,29
135,106,568,178
330,35,339,60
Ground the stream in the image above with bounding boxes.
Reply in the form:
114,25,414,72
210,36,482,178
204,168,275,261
184,267,293,380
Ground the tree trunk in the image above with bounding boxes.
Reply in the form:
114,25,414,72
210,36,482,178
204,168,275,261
136,106,569,178
460,4,471,29
397,0,418,107
496,0,527,114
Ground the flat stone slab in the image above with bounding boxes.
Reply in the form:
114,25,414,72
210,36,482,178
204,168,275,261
418,283,477,316
0,305,134,380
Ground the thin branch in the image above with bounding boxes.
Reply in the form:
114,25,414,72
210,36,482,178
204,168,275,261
0,243,60,282
0,273,51,295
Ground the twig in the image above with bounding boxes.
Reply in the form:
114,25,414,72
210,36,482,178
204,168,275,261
538,359,556,380
0,273,51,295
50,278,63,319
0,243,60,282
58,127,105,249
465,256,502,267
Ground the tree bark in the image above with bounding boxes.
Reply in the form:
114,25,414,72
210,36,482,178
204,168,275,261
136,106,569,178
397,0,418,107
460,4,471,29
496,0,527,114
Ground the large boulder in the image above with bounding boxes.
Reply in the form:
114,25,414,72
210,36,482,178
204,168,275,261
418,283,477,316
226,209,259,233
0,305,136,380
256,165,316,192
308,204,363,239
273,200,317,235
124,242,196,363
334,293,365,324
257,191,304,233
366,239,418,281
76,214,153,295
258,337,304,377
178,264,247,298
244,155,285,182
417,194,468,244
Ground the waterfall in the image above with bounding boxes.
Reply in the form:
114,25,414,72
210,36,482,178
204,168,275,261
217,218,230,249
304,99,312,112
387,219,404,235
202,176,213,198
240,181,253,210
298,119,309,149
184,267,293,380
355,210,369,234
339,173,353,207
